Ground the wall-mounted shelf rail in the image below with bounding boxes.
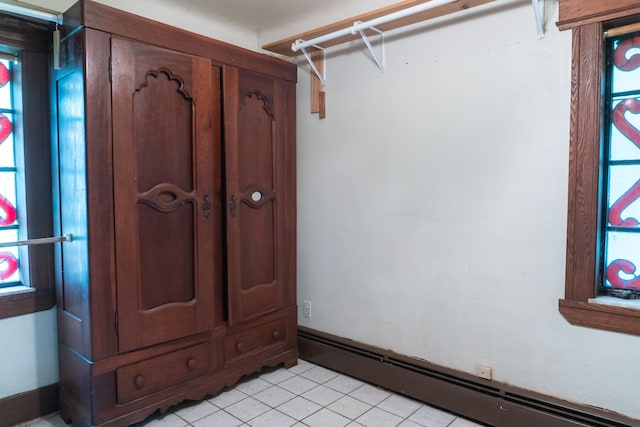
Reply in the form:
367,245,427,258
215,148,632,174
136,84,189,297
263,0,495,57
262,0,545,118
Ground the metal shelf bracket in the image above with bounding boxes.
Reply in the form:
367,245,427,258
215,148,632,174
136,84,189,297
532,0,544,39
353,22,385,72
297,42,326,86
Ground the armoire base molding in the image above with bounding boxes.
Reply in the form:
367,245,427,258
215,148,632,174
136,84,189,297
298,326,639,427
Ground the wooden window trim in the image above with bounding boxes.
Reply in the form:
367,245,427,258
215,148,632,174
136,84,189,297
558,1,640,31
560,18,640,336
0,15,54,320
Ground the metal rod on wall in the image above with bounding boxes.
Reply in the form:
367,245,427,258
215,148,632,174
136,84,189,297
0,234,72,249
291,0,458,53
605,22,640,38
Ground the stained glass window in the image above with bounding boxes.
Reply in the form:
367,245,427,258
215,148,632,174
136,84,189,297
0,58,20,287
601,33,640,297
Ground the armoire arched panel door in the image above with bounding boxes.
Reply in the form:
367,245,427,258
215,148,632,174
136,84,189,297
54,3,297,425
111,37,220,352
224,66,296,326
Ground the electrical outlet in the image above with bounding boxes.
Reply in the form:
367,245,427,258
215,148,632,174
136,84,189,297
477,365,492,380
302,300,311,318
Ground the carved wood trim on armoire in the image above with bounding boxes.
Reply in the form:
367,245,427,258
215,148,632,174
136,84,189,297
52,1,297,425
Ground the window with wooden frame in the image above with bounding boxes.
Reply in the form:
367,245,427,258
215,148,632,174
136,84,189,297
558,2,640,335
0,14,55,320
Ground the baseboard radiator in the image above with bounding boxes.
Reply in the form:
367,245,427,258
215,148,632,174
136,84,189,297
298,327,638,427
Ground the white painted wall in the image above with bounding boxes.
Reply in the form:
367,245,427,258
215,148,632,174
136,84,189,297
281,0,640,421
0,308,58,398
3,0,640,422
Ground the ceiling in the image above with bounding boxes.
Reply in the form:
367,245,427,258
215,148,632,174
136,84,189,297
156,0,356,33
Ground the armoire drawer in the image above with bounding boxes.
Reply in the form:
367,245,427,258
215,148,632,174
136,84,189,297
224,318,288,364
116,342,210,404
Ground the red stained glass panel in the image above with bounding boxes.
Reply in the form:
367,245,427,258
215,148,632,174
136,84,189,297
0,59,19,286
602,33,640,294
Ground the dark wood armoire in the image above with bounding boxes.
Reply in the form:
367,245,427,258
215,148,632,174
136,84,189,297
53,2,297,425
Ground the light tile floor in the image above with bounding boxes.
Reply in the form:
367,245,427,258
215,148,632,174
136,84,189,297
18,359,485,427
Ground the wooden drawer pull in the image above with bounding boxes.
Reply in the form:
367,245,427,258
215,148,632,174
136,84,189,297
186,358,196,371
134,375,145,389
272,330,281,340
235,342,245,353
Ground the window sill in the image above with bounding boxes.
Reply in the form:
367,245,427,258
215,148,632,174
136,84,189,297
0,285,35,296
0,286,54,320
559,298,640,336
588,295,640,309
